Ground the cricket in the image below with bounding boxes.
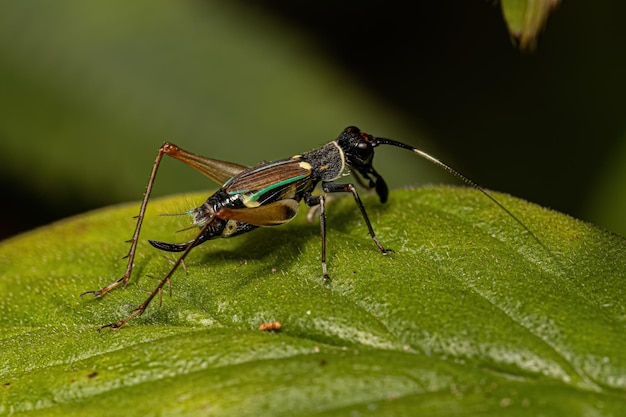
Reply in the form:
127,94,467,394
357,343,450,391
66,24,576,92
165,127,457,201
82,126,536,330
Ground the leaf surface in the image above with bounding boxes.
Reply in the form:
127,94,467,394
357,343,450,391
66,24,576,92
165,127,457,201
1,188,625,416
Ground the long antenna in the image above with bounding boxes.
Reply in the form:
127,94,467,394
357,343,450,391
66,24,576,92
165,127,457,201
373,137,548,252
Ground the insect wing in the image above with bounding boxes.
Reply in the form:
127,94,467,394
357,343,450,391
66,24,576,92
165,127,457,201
224,159,312,205
218,199,300,226
166,144,249,185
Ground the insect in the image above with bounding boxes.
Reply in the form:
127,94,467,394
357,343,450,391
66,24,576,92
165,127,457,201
82,126,535,330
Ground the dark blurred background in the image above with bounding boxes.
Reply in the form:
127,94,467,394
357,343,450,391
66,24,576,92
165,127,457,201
1,0,625,240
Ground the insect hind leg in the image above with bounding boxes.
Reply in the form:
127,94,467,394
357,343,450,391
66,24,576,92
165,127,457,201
98,216,215,330
81,143,227,301
80,143,174,299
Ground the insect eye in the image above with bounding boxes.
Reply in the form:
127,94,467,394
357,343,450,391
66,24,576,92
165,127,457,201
355,140,373,159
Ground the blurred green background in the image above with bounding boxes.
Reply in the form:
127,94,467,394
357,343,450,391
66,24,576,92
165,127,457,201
1,0,625,240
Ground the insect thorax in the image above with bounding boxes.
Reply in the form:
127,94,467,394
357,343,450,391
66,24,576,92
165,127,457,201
301,141,345,182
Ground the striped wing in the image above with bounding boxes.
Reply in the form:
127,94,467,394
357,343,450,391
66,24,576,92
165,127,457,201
223,158,312,206
165,144,249,185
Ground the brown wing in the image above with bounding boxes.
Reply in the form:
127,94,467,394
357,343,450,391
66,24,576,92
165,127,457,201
163,143,249,185
223,158,311,194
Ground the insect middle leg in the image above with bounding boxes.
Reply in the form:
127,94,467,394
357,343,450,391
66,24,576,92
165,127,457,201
306,182,392,280
305,194,330,280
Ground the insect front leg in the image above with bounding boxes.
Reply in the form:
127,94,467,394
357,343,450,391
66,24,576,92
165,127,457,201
321,182,393,255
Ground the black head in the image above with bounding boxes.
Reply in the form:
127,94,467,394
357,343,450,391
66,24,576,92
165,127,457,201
336,125,494,206
336,126,390,203
334,127,538,250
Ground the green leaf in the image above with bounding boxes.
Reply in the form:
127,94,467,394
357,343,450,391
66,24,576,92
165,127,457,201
1,188,625,416
500,0,562,51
